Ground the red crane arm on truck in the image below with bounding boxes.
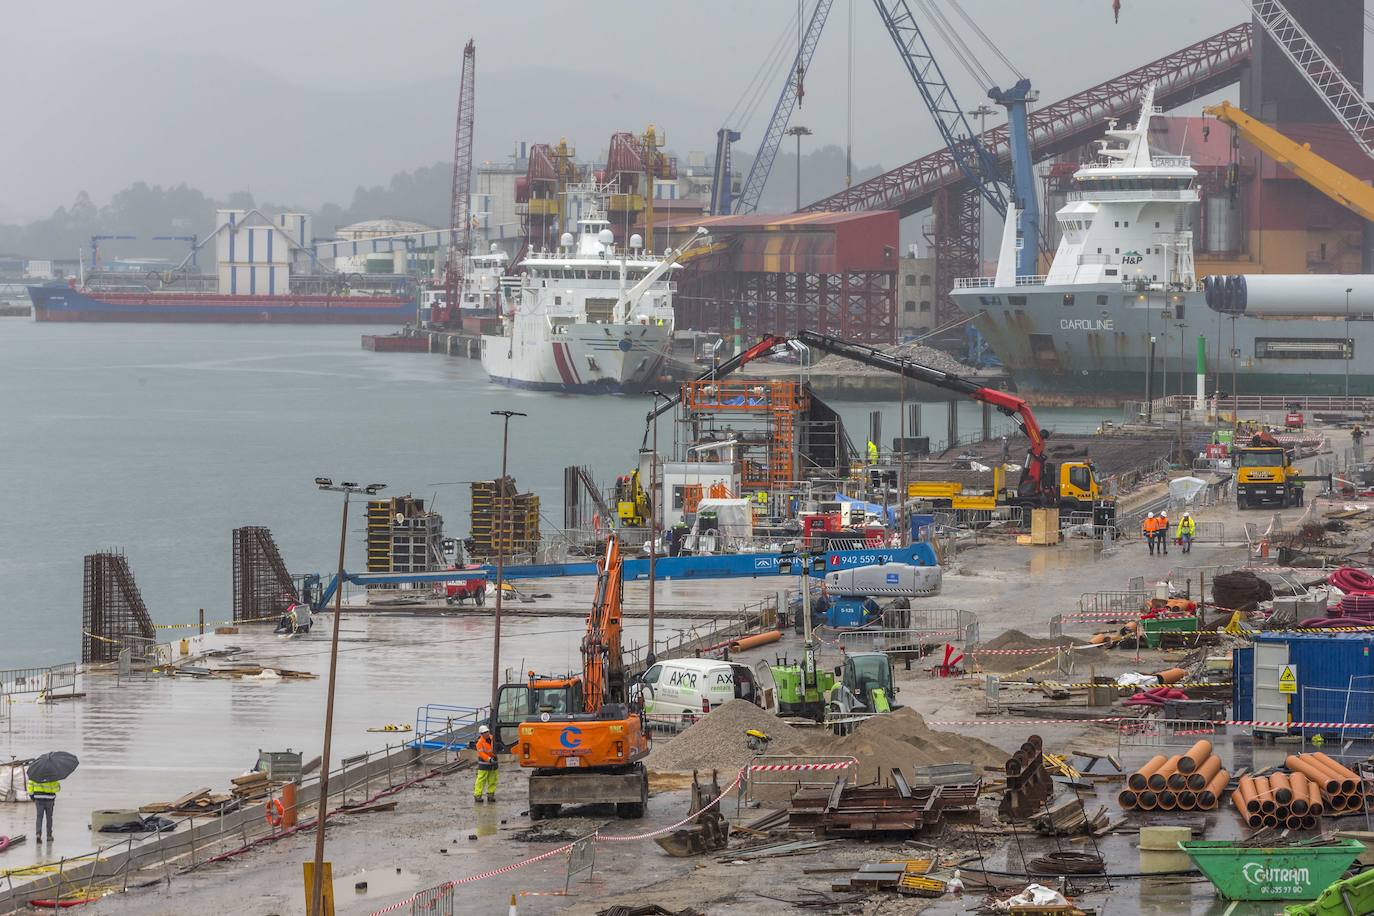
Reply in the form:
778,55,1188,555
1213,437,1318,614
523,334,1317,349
641,331,1054,498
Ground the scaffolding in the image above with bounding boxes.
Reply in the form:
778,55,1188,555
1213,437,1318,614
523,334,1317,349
470,477,540,559
365,496,445,576
683,379,805,494
82,551,155,664
231,526,298,624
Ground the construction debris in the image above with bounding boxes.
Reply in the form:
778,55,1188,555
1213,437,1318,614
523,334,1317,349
788,768,980,837
653,771,729,857
999,735,1052,820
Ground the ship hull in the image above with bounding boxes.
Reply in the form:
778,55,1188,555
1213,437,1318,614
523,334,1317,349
951,281,1374,401
481,323,669,394
28,285,414,324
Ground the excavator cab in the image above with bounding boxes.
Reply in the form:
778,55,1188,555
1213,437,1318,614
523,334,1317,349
491,673,587,750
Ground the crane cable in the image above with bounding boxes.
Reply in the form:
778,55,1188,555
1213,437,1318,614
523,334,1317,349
912,0,994,92
723,6,802,130
946,0,1024,79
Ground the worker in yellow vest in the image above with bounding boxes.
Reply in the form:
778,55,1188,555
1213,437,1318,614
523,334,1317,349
867,440,879,464
27,776,59,842
1176,512,1196,555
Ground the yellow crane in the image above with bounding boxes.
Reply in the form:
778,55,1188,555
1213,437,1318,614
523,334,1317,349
1203,100,1374,224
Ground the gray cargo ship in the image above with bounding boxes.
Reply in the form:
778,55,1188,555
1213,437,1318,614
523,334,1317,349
950,84,1373,402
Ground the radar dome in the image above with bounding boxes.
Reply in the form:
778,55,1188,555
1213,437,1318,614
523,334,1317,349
559,232,575,248
629,233,644,249
598,229,615,246
489,243,500,253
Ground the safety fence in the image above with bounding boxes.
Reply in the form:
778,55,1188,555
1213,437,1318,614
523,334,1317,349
0,719,469,914
408,882,455,915
1076,589,1153,617
745,754,857,807
1299,684,1374,745
0,663,76,699
828,609,980,656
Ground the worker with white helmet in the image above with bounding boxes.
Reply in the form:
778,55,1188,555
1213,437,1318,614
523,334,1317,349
473,724,498,803
1142,512,1157,556
1157,511,1169,555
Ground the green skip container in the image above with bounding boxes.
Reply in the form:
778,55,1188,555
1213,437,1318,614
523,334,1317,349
1180,839,1365,902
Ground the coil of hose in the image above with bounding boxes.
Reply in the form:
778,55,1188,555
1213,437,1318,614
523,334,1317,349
1025,851,1105,875
1329,566,1374,596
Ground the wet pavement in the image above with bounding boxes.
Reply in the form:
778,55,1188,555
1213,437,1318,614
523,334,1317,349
0,574,780,867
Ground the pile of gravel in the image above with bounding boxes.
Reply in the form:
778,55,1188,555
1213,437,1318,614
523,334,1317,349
969,628,1081,672
809,707,1007,784
646,700,806,772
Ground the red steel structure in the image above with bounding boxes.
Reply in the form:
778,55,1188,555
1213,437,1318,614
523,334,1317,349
516,140,580,251
438,40,476,327
602,131,677,242
672,211,899,344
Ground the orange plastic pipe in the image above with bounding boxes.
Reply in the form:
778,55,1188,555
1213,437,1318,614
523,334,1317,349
1248,776,1271,814
1177,740,1213,774
1167,770,1188,790
1310,752,1360,792
1290,772,1310,815
1188,755,1223,790
281,782,298,829
1118,789,1138,808
1137,790,1158,810
1232,785,1248,820
1287,755,1342,795
1270,771,1293,805
1306,778,1324,817
1129,754,1168,791
1199,768,1229,810
1158,790,1177,810
1156,667,1187,685
1177,790,1197,810
729,630,782,651
1148,755,1182,791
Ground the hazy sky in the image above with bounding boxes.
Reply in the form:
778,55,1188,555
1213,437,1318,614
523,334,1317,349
3,1,1245,222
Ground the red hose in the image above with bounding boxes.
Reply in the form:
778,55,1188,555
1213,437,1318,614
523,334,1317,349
1329,567,1374,595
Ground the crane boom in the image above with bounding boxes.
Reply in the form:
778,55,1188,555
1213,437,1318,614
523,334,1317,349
735,0,835,214
614,227,709,320
582,538,625,711
1245,0,1374,161
440,39,477,326
1203,101,1374,224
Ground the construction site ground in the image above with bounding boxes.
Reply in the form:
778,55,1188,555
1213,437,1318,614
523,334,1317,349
15,424,1374,915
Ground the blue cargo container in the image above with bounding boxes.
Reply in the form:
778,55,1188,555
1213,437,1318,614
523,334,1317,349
1233,633,1374,730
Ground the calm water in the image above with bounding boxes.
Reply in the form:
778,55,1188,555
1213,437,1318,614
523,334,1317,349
0,321,1104,668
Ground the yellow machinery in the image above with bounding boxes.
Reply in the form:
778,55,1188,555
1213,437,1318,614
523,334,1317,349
907,461,1107,512
1203,101,1374,224
1235,441,1302,510
615,470,650,527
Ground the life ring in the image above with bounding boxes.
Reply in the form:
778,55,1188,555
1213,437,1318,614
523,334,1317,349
265,797,285,828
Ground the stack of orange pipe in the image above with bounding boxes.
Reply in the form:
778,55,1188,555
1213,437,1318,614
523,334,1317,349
1286,753,1368,815
1121,742,1228,811
1234,772,1320,829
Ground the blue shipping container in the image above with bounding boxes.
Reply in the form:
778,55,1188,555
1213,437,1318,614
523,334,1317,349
1236,633,1374,730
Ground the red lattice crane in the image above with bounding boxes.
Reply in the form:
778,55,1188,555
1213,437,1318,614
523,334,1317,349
437,39,476,328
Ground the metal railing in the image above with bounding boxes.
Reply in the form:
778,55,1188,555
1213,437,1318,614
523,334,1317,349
829,611,980,655
952,274,1048,289
743,754,858,805
1078,589,1152,616
1117,718,1223,760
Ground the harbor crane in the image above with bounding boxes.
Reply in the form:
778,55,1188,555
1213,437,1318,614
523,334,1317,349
437,39,476,327
152,235,199,269
90,235,135,271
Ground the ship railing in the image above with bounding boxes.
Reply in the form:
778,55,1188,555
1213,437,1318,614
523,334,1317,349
953,274,1047,289
1066,188,1195,203
1172,393,1374,416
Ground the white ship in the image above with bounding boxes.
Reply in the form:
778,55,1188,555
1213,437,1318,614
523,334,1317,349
481,189,703,393
420,245,511,323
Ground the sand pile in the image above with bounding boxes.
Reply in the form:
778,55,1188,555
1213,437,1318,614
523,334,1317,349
812,340,971,376
807,707,1005,785
646,700,807,772
969,628,1080,672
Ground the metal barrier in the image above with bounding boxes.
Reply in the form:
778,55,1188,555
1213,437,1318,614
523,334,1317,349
412,704,488,750
1117,718,1224,760
1078,590,1151,616
744,754,858,804
828,609,979,655
0,663,79,699
1300,685,1374,743
411,882,455,915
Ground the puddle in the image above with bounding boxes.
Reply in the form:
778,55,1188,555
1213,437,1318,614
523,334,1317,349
1027,543,1103,574
336,867,420,898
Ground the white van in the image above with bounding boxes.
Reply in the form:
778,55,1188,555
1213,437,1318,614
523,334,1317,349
637,657,777,728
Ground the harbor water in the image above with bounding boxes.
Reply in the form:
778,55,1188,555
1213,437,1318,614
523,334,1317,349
1,321,1104,669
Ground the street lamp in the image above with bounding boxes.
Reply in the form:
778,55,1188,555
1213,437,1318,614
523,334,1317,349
1346,287,1353,406
646,390,672,662
785,126,813,211
489,410,526,711
309,478,385,916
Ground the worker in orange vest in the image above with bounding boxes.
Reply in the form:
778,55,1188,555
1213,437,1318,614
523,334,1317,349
473,724,498,803
1157,511,1169,555
1142,512,1158,555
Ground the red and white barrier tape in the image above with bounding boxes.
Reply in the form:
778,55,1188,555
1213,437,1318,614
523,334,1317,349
747,759,856,773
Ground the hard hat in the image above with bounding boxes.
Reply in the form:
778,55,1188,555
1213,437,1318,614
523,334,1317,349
1147,512,1154,517
478,724,490,734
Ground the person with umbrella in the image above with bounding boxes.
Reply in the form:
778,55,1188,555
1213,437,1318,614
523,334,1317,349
26,752,78,843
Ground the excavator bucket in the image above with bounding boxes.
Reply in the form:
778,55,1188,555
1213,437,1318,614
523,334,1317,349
653,770,729,858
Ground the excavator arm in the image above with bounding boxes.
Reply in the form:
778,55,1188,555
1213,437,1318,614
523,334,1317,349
581,537,625,711
641,334,791,446
793,331,1052,496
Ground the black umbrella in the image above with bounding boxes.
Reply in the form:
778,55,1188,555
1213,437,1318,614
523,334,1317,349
26,752,79,783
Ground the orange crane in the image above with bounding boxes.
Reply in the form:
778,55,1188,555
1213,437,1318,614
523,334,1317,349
493,537,651,820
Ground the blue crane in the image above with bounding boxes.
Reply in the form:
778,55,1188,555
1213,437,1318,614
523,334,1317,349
870,0,1039,277
153,234,200,269
733,0,835,214
90,235,136,271
710,128,742,215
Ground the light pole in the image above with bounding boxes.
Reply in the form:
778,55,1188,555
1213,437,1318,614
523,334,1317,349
646,390,671,662
785,126,812,211
310,478,386,916
1346,287,1353,406
967,103,994,268
489,410,526,711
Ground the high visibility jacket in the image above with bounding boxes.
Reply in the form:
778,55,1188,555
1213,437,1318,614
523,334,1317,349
475,733,497,771
27,779,60,798
1157,518,1169,534
1141,518,1157,536
1176,517,1196,537
867,441,879,462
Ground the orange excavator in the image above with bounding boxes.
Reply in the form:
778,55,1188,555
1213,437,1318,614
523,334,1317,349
492,537,651,820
